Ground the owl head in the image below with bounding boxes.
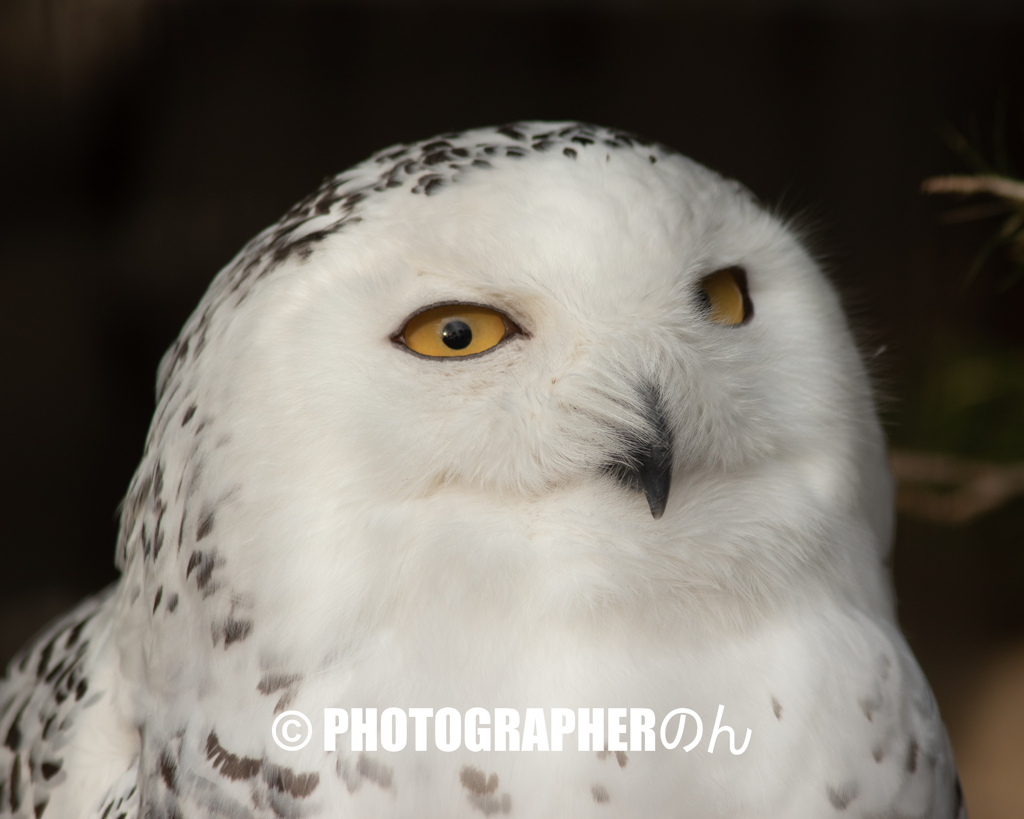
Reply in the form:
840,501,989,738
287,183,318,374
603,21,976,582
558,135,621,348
119,123,894,666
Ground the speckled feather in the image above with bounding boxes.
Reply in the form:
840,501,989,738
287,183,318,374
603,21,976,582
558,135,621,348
0,589,131,819
1,122,967,819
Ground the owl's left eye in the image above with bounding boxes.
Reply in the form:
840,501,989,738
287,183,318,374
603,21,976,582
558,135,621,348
696,267,754,326
392,303,523,358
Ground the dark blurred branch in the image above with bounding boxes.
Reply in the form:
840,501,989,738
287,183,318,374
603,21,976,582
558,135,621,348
891,449,1024,524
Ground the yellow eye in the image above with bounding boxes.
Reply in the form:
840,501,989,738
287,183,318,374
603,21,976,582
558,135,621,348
699,267,752,326
393,304,522,358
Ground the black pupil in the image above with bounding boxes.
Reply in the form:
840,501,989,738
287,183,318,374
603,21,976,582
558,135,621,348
441,320,472,350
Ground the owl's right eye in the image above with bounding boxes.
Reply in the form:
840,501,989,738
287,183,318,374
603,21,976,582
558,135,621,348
392,303,522,358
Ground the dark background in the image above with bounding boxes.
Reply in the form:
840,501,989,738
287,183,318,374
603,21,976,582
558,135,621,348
1,1,1023,814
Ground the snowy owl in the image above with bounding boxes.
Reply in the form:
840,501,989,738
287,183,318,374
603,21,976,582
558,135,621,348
0,122,965,819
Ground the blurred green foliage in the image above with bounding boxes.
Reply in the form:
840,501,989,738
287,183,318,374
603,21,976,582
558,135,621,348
905,344,1024,461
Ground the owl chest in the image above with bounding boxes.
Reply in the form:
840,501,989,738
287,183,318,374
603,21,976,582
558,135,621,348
286,604,929,817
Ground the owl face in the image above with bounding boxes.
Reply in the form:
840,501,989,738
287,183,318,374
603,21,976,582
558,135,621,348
138,124,894,645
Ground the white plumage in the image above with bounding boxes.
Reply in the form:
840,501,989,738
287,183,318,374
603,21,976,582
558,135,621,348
0,122,964,818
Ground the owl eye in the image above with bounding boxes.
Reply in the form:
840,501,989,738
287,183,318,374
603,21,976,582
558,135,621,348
393,303,522,358
697,267,753,326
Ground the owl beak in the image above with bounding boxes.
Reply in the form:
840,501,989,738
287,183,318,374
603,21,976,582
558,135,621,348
606,387,674,519
637,433,673,519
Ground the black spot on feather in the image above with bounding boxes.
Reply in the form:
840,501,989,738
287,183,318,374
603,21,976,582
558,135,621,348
257,674,300,695
40,761,61,780
186,551,201,577
5,701,26,751
906,738,918,773
356,754,392,790
263,762,319,798
10,753,22,812
827,783,858,810
223,619,253,646
36,637,57,678
460,766,498,796
497,125,525,141
196,511,215,541
186,550,216,590
160,751,177,791
206,732,261,781
65,616,91,648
